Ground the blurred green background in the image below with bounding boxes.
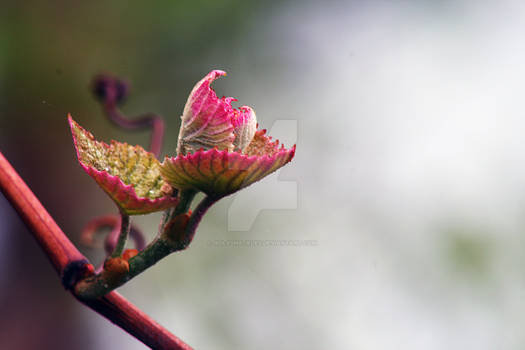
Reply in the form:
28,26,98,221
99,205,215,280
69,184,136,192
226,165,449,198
3,0,525,349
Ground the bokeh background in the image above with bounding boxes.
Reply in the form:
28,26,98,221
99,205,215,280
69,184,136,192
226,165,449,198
3,0,525,349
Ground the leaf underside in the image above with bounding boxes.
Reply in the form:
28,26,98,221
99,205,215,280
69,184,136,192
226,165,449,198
161,130,295,198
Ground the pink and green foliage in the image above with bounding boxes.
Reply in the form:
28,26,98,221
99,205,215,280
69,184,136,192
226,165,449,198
161,130,295,197
69,116,178,215
1,70,297,349
161,70,295,198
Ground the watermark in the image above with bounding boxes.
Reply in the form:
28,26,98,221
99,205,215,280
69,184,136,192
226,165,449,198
227,119,298,231
207,239,318,248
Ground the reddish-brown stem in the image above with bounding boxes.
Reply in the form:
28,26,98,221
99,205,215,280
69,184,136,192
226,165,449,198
0,151,193,350
0,151,87,276
82,291,192,350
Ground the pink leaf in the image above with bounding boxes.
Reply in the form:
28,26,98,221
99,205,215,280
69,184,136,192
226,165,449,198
69,115,178,215
176,70,236,155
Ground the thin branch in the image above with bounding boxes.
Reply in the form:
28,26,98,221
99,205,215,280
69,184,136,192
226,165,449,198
0,151,193,350
111,213,130,258
182,195,219,248
81,215,146,253
82,291,192,350
74,193,217,299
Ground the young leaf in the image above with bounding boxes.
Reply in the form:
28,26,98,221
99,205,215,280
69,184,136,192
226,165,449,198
161,130,295,198
69,115,178,214
176,70,236,155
